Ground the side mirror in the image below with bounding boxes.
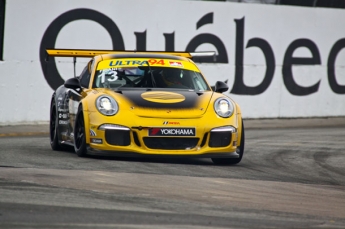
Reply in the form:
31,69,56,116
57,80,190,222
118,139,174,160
214,81,229,93
64,78,81,91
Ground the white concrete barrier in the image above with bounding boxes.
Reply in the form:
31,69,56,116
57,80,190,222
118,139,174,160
0,0,344,124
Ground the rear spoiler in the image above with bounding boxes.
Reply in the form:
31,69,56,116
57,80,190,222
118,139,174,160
45,49,216,59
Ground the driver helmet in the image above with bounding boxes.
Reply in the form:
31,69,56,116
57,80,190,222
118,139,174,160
160,68,182,86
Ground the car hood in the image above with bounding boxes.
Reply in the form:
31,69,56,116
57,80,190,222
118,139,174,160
108,89,214,118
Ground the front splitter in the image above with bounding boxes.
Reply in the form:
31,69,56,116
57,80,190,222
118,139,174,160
86,146,239,158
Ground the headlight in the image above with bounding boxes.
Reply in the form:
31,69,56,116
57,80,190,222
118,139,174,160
96,96,118,116
214,97,234,118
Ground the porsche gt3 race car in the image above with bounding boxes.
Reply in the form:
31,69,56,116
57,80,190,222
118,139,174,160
48,49,245,165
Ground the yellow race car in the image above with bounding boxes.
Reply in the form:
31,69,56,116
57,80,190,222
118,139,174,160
48,49,244,165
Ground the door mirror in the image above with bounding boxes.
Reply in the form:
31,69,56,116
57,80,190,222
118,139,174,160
214,81,229,93
64,78,81,91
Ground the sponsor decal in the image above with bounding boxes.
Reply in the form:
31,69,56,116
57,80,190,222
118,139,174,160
149,128,195,136
163,121,180,125
107,59,165,68
109,60,147,67
169,61,183,67
147,59,165,65
91,138,103,144
58,120,68,125
58,108,68,112
58,113,68,119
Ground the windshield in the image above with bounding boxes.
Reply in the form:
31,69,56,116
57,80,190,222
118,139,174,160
93,60,210,91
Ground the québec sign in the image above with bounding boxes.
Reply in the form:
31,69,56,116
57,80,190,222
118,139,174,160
40,8,345,95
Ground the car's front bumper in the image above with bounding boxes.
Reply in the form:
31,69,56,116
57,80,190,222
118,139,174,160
85,110,239,157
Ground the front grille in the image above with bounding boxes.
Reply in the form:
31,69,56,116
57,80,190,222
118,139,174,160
143,137,199,150
209,131,231,147
105,129,130,146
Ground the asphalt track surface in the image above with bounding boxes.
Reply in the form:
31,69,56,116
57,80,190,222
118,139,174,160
0,118,344,229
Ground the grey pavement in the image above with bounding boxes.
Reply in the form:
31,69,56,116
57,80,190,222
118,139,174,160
0,117,344,137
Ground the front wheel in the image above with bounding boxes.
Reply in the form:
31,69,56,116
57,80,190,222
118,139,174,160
74,107,88,157
212,120,245,165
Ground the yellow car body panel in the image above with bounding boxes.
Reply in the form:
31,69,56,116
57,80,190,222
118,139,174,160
80,88,241,156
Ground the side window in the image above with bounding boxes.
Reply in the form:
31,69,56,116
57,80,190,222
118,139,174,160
79,60,93,88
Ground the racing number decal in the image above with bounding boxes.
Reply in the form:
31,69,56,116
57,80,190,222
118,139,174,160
98,69,118,84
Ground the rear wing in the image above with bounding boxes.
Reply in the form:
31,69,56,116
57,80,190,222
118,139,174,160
45,49,216,59
45,49,216,77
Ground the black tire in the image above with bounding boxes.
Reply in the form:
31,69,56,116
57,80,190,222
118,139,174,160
74,106,88,157
212,120,245,165
50,99,62,151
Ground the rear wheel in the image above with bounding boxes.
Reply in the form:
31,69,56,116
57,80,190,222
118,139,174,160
49,99,62,151
74,107,88,157
212,121,245,165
